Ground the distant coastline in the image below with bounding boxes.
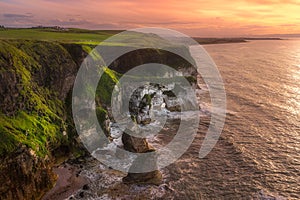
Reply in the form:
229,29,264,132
193,37,283,45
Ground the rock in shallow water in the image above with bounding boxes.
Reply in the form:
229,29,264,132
121,129,162,185
123,170,162,186
121,130,155,153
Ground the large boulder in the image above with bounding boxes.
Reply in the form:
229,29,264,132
122,130,155,153
121,131,162,185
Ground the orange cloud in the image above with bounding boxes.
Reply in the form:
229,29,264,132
0,0,299,36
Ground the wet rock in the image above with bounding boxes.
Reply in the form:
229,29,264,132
123,170,162,186
123,150,162,185
129,87,156,125
162,90,176,97
163,84,199,112
140,117,151,125
82,184,89,190
79,191,84,198
164,98,181,112
122,129,155,153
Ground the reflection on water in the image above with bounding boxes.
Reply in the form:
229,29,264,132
204,39,300,199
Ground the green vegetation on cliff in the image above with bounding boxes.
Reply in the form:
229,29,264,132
0,39,123,157
0,28,199,199
96,67,121,106
0,40,75,157
0,112,62,157
0,40,196,157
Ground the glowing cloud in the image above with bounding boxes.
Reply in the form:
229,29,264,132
0,0,299,36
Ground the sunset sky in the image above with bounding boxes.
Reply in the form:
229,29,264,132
0,0,299,37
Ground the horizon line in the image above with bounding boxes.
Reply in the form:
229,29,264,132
1,25,300,38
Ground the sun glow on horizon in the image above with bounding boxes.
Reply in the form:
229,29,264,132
0,0,299,37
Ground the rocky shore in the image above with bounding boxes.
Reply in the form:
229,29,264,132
0,37,198,199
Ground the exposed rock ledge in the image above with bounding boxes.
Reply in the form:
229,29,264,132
0,145,55,200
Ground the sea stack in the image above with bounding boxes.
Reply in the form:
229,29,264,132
121,87,162,185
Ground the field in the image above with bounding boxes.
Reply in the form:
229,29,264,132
0,28,176,47
0,28,122,45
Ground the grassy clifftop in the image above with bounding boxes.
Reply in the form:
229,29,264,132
0,28,119,45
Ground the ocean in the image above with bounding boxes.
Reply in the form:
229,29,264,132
55,39,300,200
196,39,300,199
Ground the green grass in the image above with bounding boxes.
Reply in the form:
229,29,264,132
0,28,177,47
0,28,114,45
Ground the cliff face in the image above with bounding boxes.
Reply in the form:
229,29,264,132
0,40,86,154
0,145,55,200
0,40,86,199
0,40,197,199
108,47,197,77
